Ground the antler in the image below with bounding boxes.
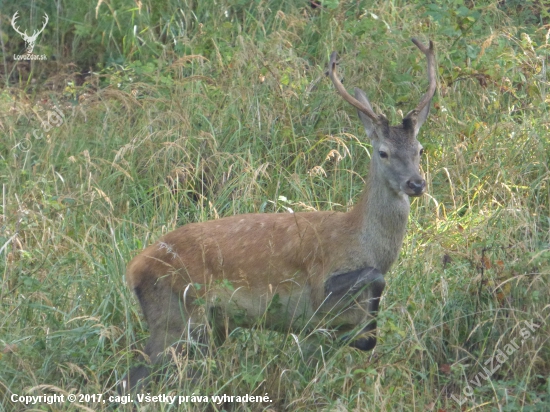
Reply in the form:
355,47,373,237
411,38,436,116
328,51,380,123
11,11,27,37
33,13,49,38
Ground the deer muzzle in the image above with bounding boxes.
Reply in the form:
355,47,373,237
405,177,426,197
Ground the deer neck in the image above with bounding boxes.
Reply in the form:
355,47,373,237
348,163,411,273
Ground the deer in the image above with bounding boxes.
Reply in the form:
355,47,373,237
121,38,436,392
11,11,49,55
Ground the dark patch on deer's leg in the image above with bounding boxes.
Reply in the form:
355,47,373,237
324,267,385,351
324,267,381,307
349,269,385,351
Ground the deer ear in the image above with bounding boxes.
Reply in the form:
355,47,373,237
404,98,431,136
354,88,378,139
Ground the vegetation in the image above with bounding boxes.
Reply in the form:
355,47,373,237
1,0,549,410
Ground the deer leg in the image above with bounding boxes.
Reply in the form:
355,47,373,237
207,305,229,347
348,269,385,351
121,280,208,393
324,267,385,351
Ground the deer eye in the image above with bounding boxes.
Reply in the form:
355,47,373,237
379,150,388,159
419,148,424,156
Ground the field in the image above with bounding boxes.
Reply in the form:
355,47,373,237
1,0,549,410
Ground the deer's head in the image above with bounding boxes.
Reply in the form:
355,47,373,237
329,39,436,198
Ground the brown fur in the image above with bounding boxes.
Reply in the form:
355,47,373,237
121,39,436,391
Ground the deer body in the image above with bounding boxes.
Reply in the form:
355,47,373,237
127,185,407,327
123,38,436,391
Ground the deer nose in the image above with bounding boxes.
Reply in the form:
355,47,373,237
406,178,426,195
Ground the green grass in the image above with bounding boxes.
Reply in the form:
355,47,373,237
1,0,549,410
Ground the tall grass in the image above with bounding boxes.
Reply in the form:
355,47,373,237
1,0,549,410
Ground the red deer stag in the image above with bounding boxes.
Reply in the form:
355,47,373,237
122,38,436,391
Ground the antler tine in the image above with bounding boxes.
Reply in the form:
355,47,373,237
41,13,49,31
328,51,380,123
11,11,26,36
411,38,436,115
33,13,49,37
